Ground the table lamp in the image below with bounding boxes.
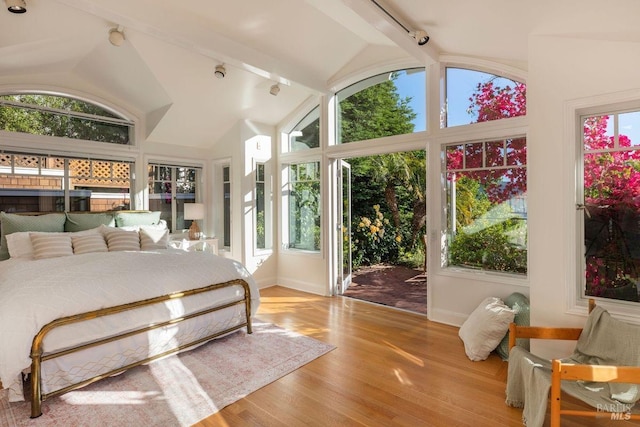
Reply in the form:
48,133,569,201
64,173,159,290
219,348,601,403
184,203,204,240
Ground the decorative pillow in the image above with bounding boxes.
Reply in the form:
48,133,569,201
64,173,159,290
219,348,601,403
6,228,101,259
139,228,169,250
496,292,531,360
5,232,38,259
114,211,161,228
30,233,74,260
72,233,108,255
65,212,115,232
0,212,66,260
458,297,515,361
118,220,168,232
104,228,140,252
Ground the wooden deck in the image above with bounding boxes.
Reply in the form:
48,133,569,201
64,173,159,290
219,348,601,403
195,286,639,426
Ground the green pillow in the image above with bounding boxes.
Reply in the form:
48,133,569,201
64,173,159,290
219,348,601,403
65,212,115,232
0,212,66,260
496,292,530,360
114,211,161,227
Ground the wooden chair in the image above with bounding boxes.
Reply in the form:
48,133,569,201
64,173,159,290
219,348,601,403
508,299,640,426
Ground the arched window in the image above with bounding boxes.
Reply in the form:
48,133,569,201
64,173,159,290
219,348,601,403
444,68,526,128
0,93,133,144
336,68,426,144
441,67,528,276
289,106,319,152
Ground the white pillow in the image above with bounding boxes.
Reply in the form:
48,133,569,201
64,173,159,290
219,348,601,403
458,297,515,361
72,233,108,254
30,233,74,260
118,220,168,232
5,232,37,259
139,228,169,250
104,228,140,252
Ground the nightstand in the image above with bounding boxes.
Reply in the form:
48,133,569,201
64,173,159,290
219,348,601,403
170,238,219,255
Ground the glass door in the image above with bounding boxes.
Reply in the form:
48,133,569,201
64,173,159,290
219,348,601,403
338,160,352,293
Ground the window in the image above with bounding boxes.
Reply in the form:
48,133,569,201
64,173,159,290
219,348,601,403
289,107,319,151
223,165,231,248
581,110,640,303
148,164,200,232
0,93,133,144
287,161,321,251
444,68,526,128
336,68,426,144
0,152,132,212
443,138,527,275
256,163,266,249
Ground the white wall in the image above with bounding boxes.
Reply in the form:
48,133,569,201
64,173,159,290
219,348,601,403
527,35,640,357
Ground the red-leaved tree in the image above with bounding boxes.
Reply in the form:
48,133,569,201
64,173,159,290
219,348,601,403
446,79,527,204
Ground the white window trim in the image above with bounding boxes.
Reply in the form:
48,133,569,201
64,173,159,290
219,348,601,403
564,89,640,324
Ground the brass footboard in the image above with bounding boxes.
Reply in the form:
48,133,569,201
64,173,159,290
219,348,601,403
29,278,252,418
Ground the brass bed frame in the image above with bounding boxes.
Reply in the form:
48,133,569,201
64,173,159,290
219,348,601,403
28,278,253,418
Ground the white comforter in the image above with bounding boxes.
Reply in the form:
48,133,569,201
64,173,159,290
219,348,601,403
0,250,260,402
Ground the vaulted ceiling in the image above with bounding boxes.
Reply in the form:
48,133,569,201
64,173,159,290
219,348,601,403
0,0,638,149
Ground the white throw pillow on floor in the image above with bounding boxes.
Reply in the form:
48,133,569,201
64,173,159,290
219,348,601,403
458,296,515,361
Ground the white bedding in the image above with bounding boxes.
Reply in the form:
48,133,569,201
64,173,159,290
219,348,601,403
0,249,260,402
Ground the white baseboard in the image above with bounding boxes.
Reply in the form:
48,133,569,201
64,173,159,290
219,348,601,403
428,308,468,328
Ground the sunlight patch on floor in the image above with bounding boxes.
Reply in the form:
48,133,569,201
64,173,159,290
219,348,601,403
148,355,218,422
393,368,413,386
61,390,163,405
383,340,424,367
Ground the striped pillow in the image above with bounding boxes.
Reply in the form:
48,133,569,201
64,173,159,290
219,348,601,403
72,233,108,254
105,229,140,252
140,228,169,250
30,233,73,259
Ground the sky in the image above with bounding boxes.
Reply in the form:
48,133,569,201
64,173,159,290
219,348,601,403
393,67,517,131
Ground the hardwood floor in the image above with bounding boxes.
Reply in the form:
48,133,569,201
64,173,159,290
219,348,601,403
195,286,639,427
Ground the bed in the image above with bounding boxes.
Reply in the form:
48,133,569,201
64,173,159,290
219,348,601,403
0,212,260,419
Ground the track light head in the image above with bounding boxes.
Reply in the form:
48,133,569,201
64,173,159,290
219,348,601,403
5,0,26,13
411,30,430,46
108,27,125,47
214,64,226,79
269,84,280,96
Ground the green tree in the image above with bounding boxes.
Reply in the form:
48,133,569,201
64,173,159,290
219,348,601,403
0,94,129,144
339,73,415,143
339,73,427,264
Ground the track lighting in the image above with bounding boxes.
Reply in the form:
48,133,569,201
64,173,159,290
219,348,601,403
410,30,430,46
370,1,431,47
108,27,125,47
214,64,226,79
269,84,280,96
5,0,26,14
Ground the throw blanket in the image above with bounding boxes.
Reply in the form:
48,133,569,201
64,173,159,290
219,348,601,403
506,306,640,426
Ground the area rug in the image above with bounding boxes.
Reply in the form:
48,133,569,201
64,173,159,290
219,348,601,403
0,321,335,427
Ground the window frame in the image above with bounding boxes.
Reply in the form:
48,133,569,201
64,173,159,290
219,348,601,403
147,162,202,233
577,105,640,308
282,159,322,253
334,67,426,145
0,92,135,145
441,135,528,278
0,151,134,213
564,89,640,321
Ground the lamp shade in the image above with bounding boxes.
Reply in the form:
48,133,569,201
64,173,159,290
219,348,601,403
184,203,204,220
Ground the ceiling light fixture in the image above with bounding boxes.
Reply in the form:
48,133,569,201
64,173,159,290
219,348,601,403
370,0,429,46
5,0,26,14
108,26,125,47
269,84,280,96
214,64,226,79
409,30,430,46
